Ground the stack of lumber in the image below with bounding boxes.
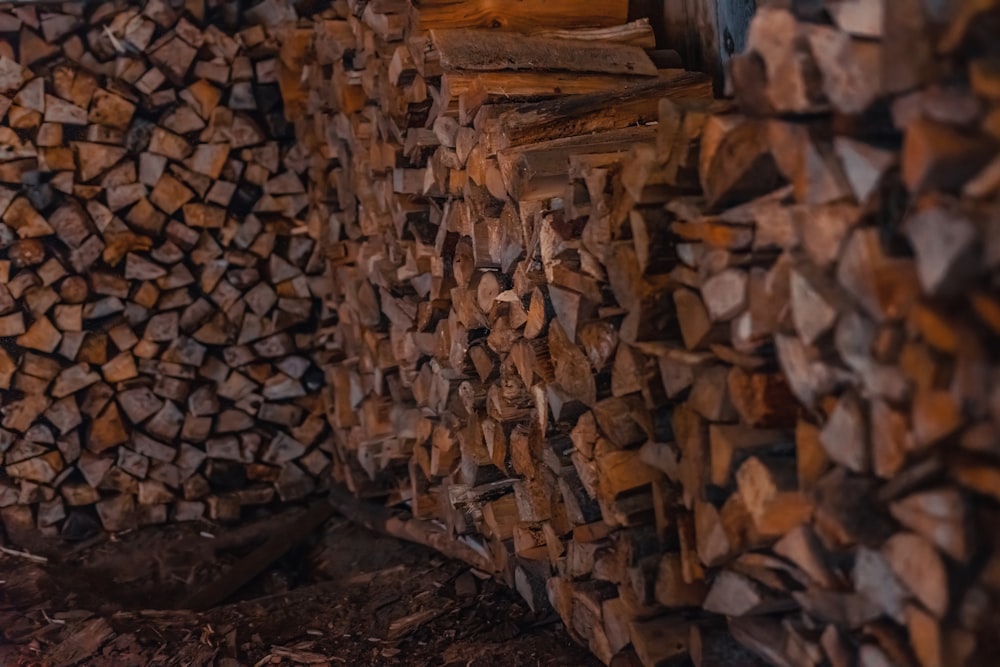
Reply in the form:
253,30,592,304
279,1,1000,666
0,0,335,540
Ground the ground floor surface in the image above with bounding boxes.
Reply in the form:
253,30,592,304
0,504,597,666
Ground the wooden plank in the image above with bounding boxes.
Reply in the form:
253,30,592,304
413,0,629,32
430,29,658,76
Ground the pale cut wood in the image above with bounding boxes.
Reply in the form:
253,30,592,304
883,532,949,619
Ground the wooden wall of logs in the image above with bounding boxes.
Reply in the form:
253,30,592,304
3,0,1000,666
0,0,334,541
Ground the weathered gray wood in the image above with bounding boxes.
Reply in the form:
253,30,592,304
715,0,756,90
661,0,755,93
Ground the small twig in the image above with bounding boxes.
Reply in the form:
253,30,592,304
41,610,67,626
102,25,126,54
0,545,48,563
270,646,344,664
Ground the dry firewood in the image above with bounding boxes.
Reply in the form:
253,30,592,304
870,400,910,480
882,0,935,95
836,228,921,322
700,115,785,208
710,425,792,488
883,532,950,618
727,368,798,428
537,18,657,47
431,29,657,77
703,569,790,617
889,489,971,562
911,390,963,450
701,268,747,322
740,7,824,114
658,98,733,188
833,138,896,205
687,364,736,422
902,119,996,194
0,4,992,665
805,24,882,115
903,201,979,296
655,552,706,608
441,70,649,113
736,456,814,538
486,73,710,153
818,391,869,474
0,311,25,336
73,142,127,182
790,260,850,345
498,126,656,202
412,0,629,32
595,447,661,504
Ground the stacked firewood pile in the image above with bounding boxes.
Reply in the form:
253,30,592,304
279,0,1000,665
1,0,999,665
282,5,723,661
0,0,337,540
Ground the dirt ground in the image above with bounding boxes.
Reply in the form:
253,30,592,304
0,503,600,666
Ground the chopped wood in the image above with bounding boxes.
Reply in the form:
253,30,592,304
0,5,994,667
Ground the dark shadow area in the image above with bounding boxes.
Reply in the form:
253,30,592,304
0,504,600,666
